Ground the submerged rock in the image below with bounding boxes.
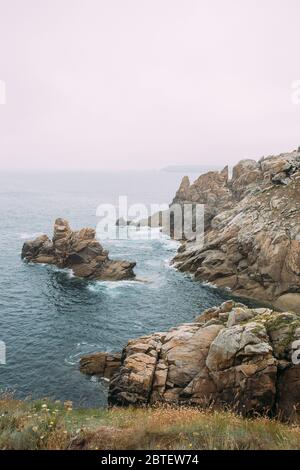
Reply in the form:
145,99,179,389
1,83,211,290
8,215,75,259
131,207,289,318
80,302,300,419
21,218,136,281
172,149,300,312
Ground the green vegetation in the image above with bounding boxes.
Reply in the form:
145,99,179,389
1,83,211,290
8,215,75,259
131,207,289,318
1,395,300,450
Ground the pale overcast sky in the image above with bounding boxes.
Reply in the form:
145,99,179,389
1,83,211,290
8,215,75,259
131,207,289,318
0,0,300,171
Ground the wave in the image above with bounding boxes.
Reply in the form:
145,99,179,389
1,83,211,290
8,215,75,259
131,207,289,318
164,258,177,270
87,279,145,294
65,342,110,365
202,281,218,289
48,265,74,278
160,237,180,251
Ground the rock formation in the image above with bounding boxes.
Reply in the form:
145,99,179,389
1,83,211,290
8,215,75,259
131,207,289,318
172,166,232,230
21,218,136,281
80,301,300,420
80,352,121,379
172,149,300,313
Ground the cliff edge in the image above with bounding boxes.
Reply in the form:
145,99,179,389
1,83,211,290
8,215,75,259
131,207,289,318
80,301,300,420
172,149,300,313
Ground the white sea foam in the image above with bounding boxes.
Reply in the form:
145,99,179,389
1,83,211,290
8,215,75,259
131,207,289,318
164,258,177,270
65,342,109,365
64,356,81,366
29,263,76,280
160,238,180,251
49,265,75,278
87,279,144,294
202,281,218,289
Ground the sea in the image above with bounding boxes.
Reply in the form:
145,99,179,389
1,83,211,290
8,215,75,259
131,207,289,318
0,170,257,407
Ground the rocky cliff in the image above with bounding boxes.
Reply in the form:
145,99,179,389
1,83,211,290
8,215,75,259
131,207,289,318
172,149,300,313
21,218,136,281
80,301,300,420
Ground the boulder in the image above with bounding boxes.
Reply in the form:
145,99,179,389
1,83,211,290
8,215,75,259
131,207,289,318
22,218,136,281
79,352,121,379
81,302,300,419
274,293,300,315
277,365,300,419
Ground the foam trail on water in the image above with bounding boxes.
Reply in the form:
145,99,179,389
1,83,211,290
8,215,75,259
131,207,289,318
65,342,110,365
202,281,218,289
88,279,144,292
48,265,75,277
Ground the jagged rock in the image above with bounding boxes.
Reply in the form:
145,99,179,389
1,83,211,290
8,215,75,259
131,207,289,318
172,167,233,230
174,175,191,201
21,218,136,281
172,149,300,313
79,352,121,379
231,159,263,199
81,302,300,419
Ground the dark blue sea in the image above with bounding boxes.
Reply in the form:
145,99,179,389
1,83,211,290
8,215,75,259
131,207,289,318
0,170,255,407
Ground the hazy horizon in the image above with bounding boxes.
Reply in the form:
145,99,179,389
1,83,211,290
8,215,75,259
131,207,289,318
1,0,300,171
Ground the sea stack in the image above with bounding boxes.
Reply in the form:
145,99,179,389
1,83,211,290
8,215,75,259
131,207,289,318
21,218,136,281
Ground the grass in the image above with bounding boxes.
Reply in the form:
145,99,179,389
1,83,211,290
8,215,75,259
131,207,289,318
0,395,300,450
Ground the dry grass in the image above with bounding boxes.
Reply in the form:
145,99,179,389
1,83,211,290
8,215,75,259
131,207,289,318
1,395,300,450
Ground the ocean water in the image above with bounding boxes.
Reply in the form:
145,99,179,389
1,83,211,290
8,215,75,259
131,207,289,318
0,170,255,407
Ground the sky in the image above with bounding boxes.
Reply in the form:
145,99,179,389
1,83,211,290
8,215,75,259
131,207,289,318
0,0,300,171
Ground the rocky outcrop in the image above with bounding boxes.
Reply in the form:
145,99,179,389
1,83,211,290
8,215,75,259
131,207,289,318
172,166,232,230
172,150,300,313
79,352,121,379
21,218,136,281
80,302,300,419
